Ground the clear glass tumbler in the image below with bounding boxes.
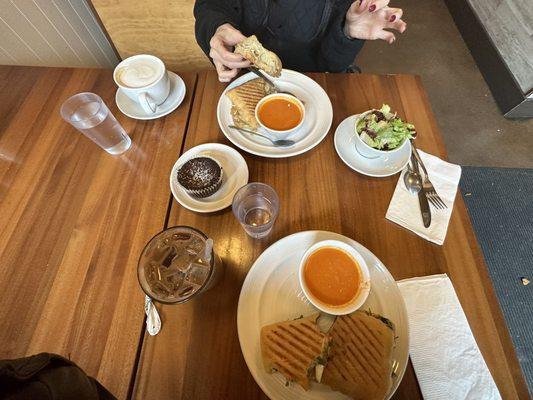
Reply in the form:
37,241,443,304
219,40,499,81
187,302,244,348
137,226,223,304
60,92,131,155
232,183,280,239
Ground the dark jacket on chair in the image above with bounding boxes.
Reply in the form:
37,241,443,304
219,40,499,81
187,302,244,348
194,0,364,72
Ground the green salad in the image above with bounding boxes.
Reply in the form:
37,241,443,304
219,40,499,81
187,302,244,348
356,104,416,150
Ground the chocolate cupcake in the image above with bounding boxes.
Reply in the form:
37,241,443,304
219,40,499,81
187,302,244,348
177,156,223,198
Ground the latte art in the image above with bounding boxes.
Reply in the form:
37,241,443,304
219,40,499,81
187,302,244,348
116,62,161,88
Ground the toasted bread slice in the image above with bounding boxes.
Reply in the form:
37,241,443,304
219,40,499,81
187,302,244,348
261,313,330,390
235,35,282,77
226,78,275,129
321,311,394,400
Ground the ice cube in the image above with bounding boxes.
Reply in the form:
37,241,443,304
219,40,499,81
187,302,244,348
176,282,201,298
185,263,210,286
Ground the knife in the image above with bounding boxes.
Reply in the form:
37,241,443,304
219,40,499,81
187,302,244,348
412,155,431,228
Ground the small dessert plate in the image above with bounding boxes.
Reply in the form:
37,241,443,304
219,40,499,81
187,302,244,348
170,143,249,213
334,115,411,177
116,71,186,120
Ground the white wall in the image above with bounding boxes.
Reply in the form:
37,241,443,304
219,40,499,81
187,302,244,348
0,0,119,68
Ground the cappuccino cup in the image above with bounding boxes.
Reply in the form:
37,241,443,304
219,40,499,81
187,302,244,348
114,55,170,114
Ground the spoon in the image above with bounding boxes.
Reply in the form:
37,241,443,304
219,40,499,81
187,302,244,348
403,162,423,194
229,125,296,147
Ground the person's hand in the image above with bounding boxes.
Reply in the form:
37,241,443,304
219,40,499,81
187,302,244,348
209,23,251,82
344,0,407,44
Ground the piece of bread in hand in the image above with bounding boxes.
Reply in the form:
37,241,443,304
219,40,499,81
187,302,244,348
321,311,395,400
261,313,330,390
226,77,276,129
234,35,282,77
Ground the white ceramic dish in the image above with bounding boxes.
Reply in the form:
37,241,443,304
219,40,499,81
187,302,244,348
217,69,332,158
334,115,411,177
255,93,305,137
298,239,371,315
116,71,185,120
237,230,409,400
170,143,248,213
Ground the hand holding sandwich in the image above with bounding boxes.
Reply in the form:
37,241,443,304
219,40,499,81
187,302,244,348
209,23,251,82
345,0,407,44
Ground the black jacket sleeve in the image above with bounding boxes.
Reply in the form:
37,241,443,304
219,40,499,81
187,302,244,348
317,0,365,72
194,0,242,59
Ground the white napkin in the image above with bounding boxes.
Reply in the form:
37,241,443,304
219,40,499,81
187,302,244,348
397,274,501,400
386,150,461,245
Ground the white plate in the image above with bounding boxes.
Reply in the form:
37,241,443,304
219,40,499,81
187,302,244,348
237,230,409,400
217,70,333,158
334,115,411,177
170,143,249,213
116,71,186,120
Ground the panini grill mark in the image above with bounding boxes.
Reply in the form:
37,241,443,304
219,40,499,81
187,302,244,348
299,320,324,340
271,329,318,360
332,342,370,386
352,317,384,357
344,342,381,387
265,332,312,367
342,316,383,364
336,318,382,380
277,325,322,354
265,341,308,383
289,324,324,351
326,326,377,387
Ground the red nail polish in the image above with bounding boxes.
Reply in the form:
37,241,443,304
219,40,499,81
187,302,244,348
389,15,396,22
369,4,376,12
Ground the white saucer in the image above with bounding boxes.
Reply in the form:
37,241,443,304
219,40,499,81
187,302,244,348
334,115,411,177
116,71,186,120
170,143,249,213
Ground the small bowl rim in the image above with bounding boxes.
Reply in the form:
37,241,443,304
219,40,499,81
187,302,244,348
354,110,410,155
298,239,371,316
255,93,305,134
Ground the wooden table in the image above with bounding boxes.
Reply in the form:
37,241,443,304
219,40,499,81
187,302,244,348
0,66,196,399
0,67,528,400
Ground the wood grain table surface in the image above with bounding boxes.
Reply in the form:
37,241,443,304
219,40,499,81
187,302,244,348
0,66,197,399
132,71,528,400
0,67,528,400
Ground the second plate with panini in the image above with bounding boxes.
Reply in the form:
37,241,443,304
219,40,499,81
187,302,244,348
217,70,333,158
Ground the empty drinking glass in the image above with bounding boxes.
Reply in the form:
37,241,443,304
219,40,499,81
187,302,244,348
232,183,280,238
60,92,131,155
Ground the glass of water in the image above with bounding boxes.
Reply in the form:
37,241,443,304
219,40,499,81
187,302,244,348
232,183,280,239
60,92,131,155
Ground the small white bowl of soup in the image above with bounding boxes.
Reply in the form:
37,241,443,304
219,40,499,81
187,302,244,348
255,93,305,136
298,240,371,315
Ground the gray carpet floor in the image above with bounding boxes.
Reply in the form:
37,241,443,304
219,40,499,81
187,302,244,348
357,0,533,168
460,167,533,396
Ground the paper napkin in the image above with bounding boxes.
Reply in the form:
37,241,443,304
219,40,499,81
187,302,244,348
386,150,461,245
397,274,501,400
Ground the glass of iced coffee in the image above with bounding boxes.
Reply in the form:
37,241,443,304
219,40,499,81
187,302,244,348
137,226,222,304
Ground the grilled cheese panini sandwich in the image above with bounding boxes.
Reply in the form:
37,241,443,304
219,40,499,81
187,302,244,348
235,35,282,77
321,311,395,400
226,78,276,129
260,313,330,390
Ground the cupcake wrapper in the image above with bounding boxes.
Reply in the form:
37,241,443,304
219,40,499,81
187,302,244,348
183,170,223,198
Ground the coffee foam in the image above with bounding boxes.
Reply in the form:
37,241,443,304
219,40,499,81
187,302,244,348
116,60,161,88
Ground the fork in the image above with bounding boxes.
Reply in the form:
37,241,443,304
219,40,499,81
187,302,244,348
411,143,447,209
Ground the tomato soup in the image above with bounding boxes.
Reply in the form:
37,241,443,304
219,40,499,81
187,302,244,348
303,247,361,306
257,97,302,131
